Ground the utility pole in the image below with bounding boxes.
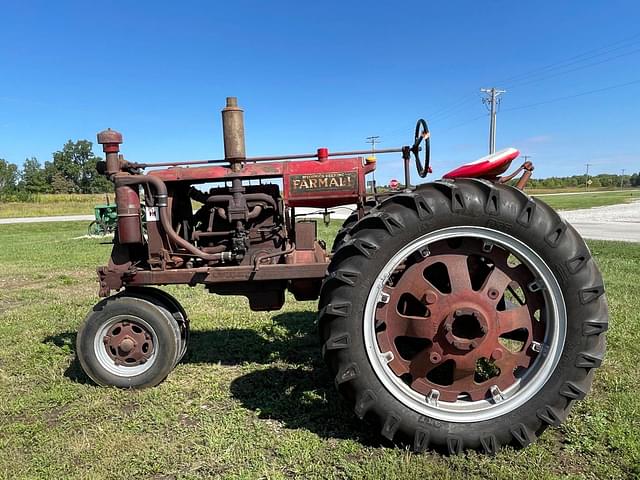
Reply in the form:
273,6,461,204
366,136,380,192
585,163,593,191
621,168,626,190
481,87,506,154
521,155,532,164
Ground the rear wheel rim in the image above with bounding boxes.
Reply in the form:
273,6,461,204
94,315,158,377
363,226,566,423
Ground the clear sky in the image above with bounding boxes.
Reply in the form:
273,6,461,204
1,1,639,183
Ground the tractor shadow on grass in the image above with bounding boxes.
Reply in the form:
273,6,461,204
226,311,383,446
43,311,383,445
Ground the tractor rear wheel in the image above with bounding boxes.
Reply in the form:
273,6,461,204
77,294,182,388
319,179,607,454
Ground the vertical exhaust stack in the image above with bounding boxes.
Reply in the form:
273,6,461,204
221,96,246,172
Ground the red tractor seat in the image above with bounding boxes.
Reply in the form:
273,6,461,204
443,148,520,179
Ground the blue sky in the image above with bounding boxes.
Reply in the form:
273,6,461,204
1,1,639,182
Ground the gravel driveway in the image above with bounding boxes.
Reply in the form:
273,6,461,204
559,199,640,242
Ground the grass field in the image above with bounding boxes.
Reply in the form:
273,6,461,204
0,193,107,218
0,221,638,479
0,189,638,219
533,190,639,210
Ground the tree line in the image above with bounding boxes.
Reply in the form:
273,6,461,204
1,141,639,199
375,172,640,192
527,173,640,189
0,140,112,199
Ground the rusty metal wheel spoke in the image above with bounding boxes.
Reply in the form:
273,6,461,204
480,267,514,303
442,254,473,292
496,304,532,335
391,265,443,306
408,346,445,383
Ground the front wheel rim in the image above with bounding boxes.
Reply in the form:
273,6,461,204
363,226,566,423
93,315,158,377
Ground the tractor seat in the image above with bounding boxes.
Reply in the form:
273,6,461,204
443,148,520,179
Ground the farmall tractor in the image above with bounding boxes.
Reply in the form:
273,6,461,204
77,98,608,454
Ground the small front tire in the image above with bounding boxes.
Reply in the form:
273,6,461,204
77,294,181,388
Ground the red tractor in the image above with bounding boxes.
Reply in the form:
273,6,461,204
77,98,608,454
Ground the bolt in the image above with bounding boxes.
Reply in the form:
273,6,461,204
488,288,499,300
119,337,135,353
455,310,462,317
424,291,437,305
430,352,442,364
491,348,503,360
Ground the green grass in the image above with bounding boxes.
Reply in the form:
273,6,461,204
533,190,639,210
0,193,108,218
0,221,638,479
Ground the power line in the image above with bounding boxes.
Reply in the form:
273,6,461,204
480,88,506,154
494,31,640,87
503,47,640,90
366,136,380,187
502,78,640,113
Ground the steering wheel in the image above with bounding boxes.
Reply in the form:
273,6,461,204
411,119,430,178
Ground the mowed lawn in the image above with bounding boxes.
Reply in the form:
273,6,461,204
0,221,638,479
532,190,639,210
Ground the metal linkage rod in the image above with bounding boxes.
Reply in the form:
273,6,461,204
130,147,406,169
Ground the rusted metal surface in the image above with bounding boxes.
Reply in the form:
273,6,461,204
103,319,154,366
127,147,405,169
375,237,544,402
221,96,246,168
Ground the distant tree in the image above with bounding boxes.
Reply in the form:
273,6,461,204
49,140,112,193
49,171,76,193
0,159,19,194
20,157,49,193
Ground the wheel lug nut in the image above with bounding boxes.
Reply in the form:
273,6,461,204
430,352,441,364
424,291,437,305
488,289,499,300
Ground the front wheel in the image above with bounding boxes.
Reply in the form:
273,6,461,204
77,294,182,388
319,179,608,454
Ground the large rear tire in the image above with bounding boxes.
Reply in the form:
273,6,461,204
319,179,608,454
